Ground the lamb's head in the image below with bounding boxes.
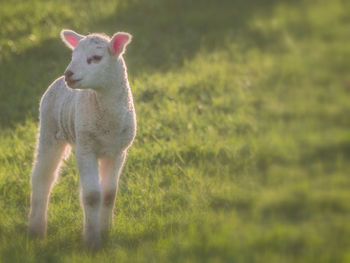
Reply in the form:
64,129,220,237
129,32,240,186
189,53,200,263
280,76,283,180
60,29,132,90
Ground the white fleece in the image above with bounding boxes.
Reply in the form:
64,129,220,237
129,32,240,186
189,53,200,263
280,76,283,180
29,30,136,249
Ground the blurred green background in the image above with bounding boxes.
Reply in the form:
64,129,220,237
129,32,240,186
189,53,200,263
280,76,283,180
0,0,350,262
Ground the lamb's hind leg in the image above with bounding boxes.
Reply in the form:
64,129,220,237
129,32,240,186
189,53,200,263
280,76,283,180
99,152,126,234
29,136,68,238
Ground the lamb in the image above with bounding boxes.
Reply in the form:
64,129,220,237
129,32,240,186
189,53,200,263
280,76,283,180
28,29,136,248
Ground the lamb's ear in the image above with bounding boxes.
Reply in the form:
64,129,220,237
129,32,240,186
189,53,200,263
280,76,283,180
109,32,132,57
60,29,84,50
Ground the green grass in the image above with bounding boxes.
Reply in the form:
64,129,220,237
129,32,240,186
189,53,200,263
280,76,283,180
1,0,350,262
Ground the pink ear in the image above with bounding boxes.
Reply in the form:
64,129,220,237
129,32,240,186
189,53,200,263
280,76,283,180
109,32,132,56
60,30,84,50
65,33,80,47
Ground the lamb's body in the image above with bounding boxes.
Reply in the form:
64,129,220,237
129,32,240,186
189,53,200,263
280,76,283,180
28,29,136,249
43,75,135,156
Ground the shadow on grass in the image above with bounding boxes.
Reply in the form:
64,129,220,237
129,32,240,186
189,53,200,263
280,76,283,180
0,0,300,128
93,0,302,74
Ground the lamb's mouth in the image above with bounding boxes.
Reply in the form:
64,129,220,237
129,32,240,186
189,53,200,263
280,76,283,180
66,78,82,86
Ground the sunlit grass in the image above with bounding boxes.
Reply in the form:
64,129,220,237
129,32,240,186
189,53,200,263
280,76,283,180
0,0,349,262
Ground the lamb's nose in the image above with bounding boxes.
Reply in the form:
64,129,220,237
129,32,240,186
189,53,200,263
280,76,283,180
64,70,74,80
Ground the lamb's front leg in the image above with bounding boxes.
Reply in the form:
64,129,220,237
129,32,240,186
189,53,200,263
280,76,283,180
99,152,126,234
76,149,102,249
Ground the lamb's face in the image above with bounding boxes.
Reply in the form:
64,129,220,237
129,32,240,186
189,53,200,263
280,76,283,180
60,30,132,90
65,36,110,90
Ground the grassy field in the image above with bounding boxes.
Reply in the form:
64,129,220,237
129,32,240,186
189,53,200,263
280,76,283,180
0,0,350,262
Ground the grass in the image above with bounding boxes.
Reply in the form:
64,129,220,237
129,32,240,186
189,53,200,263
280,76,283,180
0,0,350,262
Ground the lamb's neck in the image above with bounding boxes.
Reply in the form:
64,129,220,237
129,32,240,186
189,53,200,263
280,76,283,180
93,79,131,117
92,58,132,116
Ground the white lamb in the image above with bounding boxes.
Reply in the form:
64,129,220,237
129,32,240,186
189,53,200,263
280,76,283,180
28,29,136,248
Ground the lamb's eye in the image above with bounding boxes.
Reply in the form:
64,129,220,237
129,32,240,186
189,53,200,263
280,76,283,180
93,55,102,62
87,55,102,64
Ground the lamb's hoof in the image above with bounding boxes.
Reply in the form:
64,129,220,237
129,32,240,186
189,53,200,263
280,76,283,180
100,223,113,238
28,224,46,240
84,233,102,251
